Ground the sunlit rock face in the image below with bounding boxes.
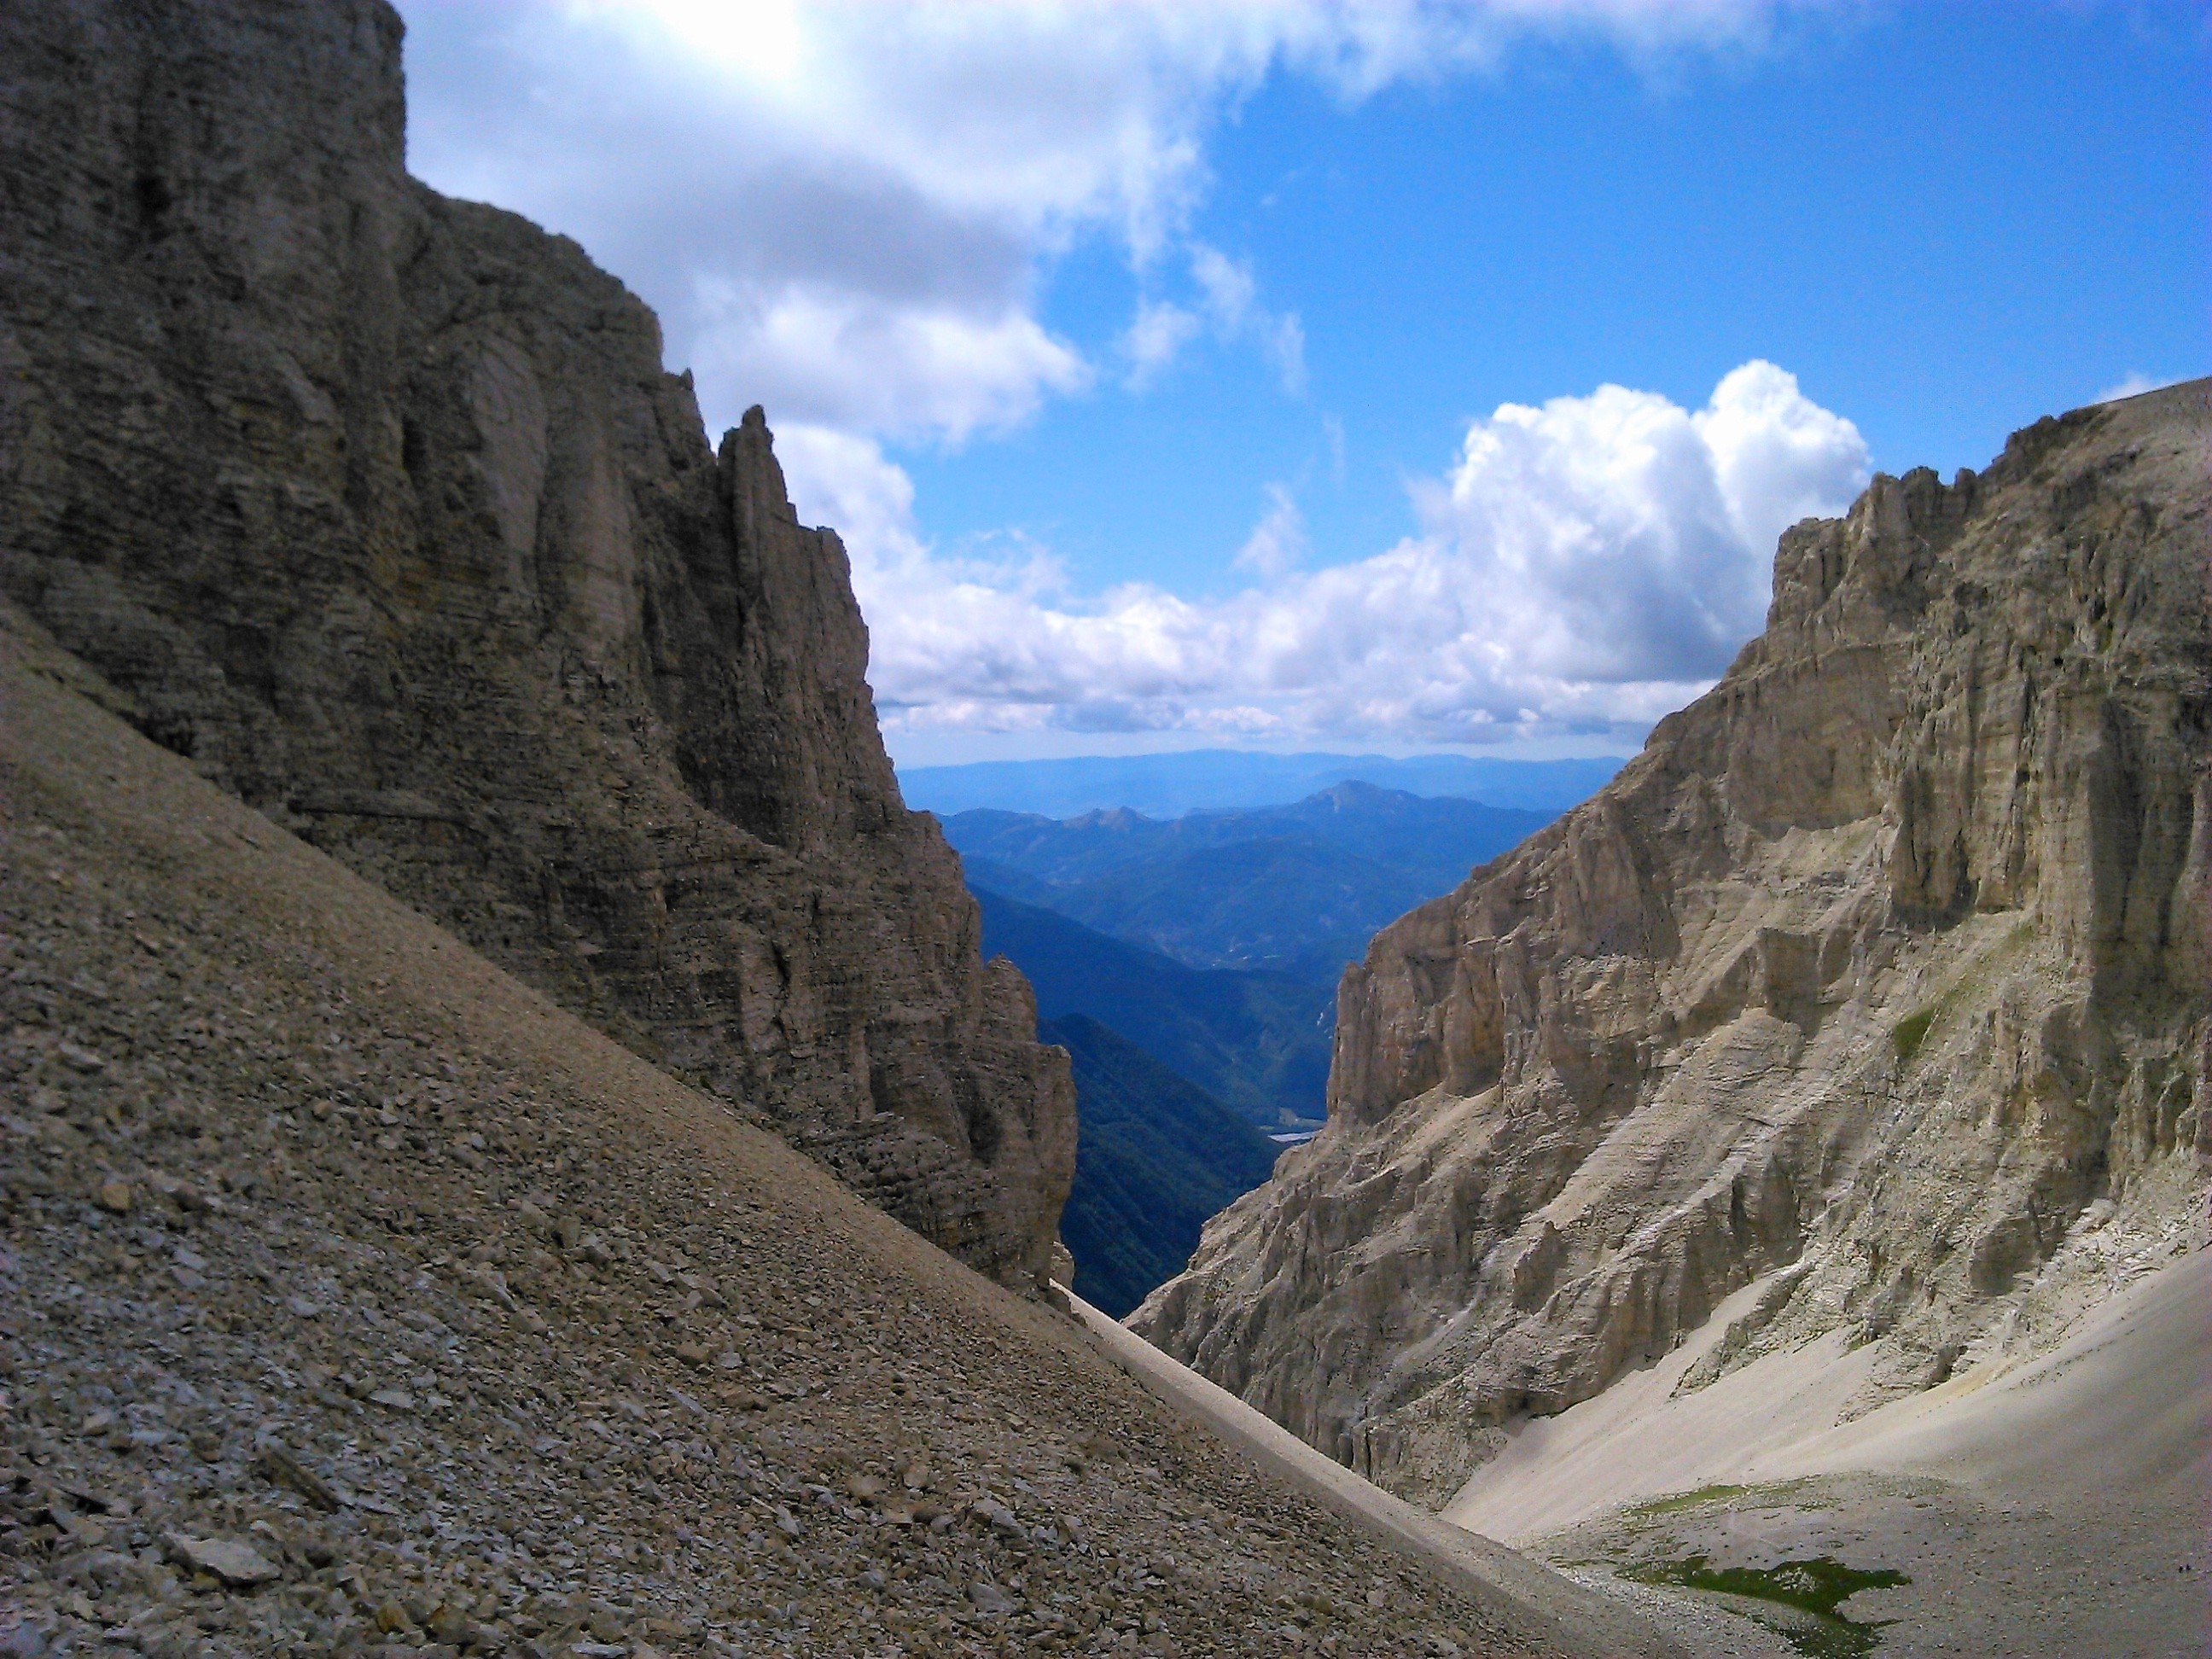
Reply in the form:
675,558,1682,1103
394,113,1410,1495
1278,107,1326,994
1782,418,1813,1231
0,0,1074,1290
1134,382,2210,1505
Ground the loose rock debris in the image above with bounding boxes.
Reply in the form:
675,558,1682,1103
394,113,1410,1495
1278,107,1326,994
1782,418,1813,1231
0,656,1559,1659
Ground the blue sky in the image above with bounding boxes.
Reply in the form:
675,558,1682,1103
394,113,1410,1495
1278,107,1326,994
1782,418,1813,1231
400,2,2205,765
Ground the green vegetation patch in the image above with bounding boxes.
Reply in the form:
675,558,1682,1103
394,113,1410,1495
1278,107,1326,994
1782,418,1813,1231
1623,1483,1749,1516
1890,1008,1936,1064
1622,1555,1908,1659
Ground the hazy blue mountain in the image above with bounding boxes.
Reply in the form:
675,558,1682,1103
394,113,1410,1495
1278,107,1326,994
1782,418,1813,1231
901,748,1623,818
974,886,1332,1129
947,782,1555,980
1045,1013,1282,1318
1047,836,1429,984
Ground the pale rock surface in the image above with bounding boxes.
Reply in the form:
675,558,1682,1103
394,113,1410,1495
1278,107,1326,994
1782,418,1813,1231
1135,381,2211,1505
0,0,1074,1288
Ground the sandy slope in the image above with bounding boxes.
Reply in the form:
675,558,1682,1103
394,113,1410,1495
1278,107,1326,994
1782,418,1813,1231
1446,1249,2210,1656
1447,1249,2209,1539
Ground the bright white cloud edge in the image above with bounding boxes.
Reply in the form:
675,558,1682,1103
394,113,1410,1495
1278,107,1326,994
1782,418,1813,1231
402,0,1834,444
2093,372,2185,406
781,361,1868,758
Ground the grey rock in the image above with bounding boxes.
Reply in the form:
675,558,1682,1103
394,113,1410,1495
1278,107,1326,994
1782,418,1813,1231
163,1532,282,1587
1137,381,2212,1505
968,1580,1016,1615
255,1441,342,1511
0,0,1072,1293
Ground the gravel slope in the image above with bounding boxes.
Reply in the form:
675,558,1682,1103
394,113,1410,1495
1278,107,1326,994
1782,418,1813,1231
0,610,1664,1659
1069,1297,1685,1659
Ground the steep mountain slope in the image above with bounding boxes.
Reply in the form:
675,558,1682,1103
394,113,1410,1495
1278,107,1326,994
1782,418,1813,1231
944,785,1555,980
1135,382,2210,1509
1045,1015,1284,1319
975,888,1334,1129
0,0,1070,1287
0,615,1680,1659
1047,836,1435,982
905,753,1624,818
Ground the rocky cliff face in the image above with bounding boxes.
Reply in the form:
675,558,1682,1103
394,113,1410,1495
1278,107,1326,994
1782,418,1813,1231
0,0,1074,1288
1134,382,2211,1504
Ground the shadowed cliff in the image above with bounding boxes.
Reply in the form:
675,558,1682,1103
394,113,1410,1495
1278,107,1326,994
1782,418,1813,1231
0,0,1074,1289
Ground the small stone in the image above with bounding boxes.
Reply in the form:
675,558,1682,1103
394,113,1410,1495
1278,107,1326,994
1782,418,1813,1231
968,1580,1015,1615
163,1531,282,1587
94,1181,132,1214
256,1441,343,1511
672,1341,709,1368
427,1604,472,1644
57,1041,106,1074
368,1389,416,1412
375,1602,410,1634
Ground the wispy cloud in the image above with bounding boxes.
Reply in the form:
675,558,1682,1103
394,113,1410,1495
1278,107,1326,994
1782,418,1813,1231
2093,371,2183,406
1121,300,1202,390
1234,484,1308,579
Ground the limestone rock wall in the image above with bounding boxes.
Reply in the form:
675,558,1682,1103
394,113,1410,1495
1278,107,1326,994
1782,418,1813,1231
1133,383,2211,1504
0,0,1074,1289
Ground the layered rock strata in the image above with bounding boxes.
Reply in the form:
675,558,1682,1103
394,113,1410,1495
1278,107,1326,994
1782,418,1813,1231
1135,382,2211,1505
0,0,1073,1287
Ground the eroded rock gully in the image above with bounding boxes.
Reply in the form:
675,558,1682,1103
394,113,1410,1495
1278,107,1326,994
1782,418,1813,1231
1134,382,2212,1507
0,0,1073,1288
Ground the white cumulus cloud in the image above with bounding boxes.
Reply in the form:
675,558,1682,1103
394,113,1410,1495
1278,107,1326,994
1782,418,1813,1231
789,362,1866,749
399,0,1834,442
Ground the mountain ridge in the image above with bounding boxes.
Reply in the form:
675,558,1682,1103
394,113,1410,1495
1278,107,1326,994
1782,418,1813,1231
905,752,1624,820
0,0,1072,1288
1134,380,2211,1509
946,783,1557,981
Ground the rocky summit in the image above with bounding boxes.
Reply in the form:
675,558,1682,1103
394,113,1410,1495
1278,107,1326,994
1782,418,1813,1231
1134,381,2210,1507
0,0,1072,1291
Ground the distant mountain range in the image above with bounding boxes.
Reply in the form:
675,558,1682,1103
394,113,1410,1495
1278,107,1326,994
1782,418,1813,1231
901,748,1625,819
1044,1014,1282,1318
974,887,1334,1129
948,781,1555,981
967,775,1604,1312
